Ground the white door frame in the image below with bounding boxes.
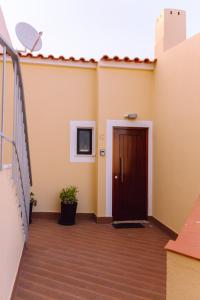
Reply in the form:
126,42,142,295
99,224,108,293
106,120,153,217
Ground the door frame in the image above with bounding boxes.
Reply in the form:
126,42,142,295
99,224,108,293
106,120,153,217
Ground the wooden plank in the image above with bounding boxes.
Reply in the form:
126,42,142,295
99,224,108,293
13,217,169,300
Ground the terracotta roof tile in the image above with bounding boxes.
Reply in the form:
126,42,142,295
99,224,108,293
47,54,54,59
58,55,65,60
18,52,97,63
100,55,155,63
124,56,131,62
17,53,155,64
69,56,75,61
89,58,96,63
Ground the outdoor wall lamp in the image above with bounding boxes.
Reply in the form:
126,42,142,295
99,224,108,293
124,113,138,119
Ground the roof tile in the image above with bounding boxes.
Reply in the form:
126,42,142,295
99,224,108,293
18,53,155,64
19,52,97,63
100,55,155,63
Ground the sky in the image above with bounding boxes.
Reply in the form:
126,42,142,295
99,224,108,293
1,0,200,60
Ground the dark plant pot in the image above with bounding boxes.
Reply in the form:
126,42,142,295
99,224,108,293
29,202,33,224
59,202,77,225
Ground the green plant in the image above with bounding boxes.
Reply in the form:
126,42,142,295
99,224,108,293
30,192,37,207
60,186,78,204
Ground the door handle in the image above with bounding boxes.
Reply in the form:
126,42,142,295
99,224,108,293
120,157,124,183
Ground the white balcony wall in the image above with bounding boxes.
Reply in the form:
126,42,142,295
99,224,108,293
0,168,24,300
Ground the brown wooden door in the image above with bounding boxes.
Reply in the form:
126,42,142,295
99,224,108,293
113,127,148,221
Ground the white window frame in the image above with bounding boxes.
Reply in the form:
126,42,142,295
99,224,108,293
70,121,96,163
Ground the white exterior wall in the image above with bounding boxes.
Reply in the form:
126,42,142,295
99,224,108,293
0,6,12,50
0,169,24,300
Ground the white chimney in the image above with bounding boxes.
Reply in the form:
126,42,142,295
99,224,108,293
155,8,186,58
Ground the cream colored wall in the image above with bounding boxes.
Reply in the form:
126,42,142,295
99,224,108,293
20,33,200,226
20,33,200,227
153,33,200,232
167,251,200,300
97,67,153,216
155,13,164,57
0,168,24,300
21,61,153,216
21,62,97,213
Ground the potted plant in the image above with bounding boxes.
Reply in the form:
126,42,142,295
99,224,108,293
29,192,37,224
59,186,78,225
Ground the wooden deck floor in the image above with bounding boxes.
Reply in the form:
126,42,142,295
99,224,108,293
13,217,170,300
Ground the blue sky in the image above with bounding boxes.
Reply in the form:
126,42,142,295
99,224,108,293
1,0,200,59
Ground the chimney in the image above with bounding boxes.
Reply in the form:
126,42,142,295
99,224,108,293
155,8,186,58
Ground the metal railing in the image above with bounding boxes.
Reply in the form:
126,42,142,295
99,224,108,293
0,34,32,241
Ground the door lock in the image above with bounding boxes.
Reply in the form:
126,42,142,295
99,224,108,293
114,175,118,179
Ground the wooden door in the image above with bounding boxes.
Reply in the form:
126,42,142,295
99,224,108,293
113,127,148,221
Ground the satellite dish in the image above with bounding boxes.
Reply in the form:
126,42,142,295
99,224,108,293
15,22,43,52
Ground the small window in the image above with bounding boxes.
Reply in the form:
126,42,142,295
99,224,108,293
77,128,92,155
70,120,96,163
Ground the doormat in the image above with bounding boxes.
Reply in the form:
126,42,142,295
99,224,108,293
112,223,144,229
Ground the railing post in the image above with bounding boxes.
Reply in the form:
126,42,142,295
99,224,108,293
12,62,17,180
0,46,6,169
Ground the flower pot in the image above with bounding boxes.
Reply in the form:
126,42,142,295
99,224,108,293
59,202,77,225
29,202,33,224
